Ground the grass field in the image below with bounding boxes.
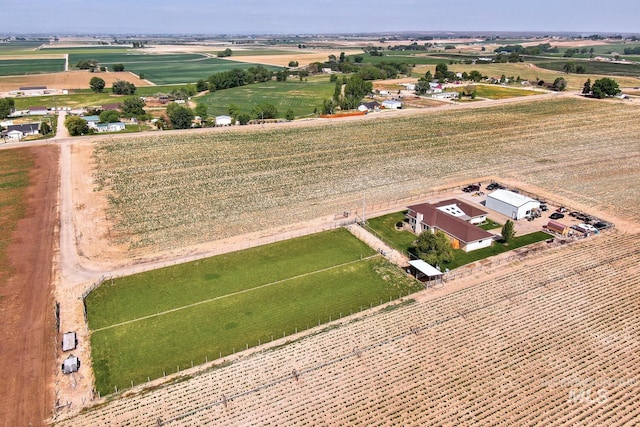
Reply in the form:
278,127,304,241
0,149,34,286
458,84,541,99
198,76,334,118
0,58,65,76
87,228,421,395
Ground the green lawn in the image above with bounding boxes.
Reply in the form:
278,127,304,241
88,228,420,395
533,60,640,77
468,84,541,99
365,212,551,270
198,77,334,118
479,218,502,230
0,58,65,76
365,211,416,255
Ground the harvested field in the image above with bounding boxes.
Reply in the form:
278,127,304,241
0,70,150,92
87,97,640,260
56,231,640,426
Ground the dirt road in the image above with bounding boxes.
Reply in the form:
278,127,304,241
0,145,59,427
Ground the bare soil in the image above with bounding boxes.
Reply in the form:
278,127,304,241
0,70,151,92
0,145,59,427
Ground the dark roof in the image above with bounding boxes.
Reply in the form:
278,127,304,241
408,202,493,244
102,103,122,111
358,101,380,109
432,198,487,219
7,123,40,133
19,86,46,90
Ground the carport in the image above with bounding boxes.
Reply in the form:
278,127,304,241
408,259,444,284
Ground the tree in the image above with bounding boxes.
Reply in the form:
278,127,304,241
167,103,194,129
0,97,16,119
196,79,208,92
321,98,337,115
112,80,136,95
194,103,208,119
285,109,295,121
354,55,364,63
501,220,516,243
591,77,620,99
89,76,106,93
64,116,89,136
112,64,125,72
288,60,299,67
251,102,277,120
237,113,251,125
99,110,121,123
575,65,587,74
562,62,576,74
76,59,97,70
275,70,288,82
339,52,346,63
434,63,449,80
121,97,145,117
414,230,454,266
217,48,232,58
553,77,567,92
582,78,592,95
228,104,240,119
40,121,51,135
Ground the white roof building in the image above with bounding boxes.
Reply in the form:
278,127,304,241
485,189,540,220
215,115,233,126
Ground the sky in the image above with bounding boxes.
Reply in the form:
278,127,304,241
1,0,639,35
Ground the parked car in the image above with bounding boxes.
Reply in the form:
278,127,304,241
462,184,480,193
486,182,505,191
549,212,564,220
556,207,569,213
540,204,549,212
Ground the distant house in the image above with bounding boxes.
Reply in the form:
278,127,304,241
81,115,100,128
381,99,402,109
400,83,416,91
94,122,126,132
28,106,48,116
485,189,540,220
432,92,458,99
3,123,40,141
215,115,233,126
357,101,380,112
407,199,494,252
378,90,390,96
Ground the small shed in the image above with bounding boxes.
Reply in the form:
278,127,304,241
408,259,444,284
215,115,232,126
61,355,80,374
62,331,77,351
546,220,568,236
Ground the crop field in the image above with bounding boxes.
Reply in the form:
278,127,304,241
0,149,34,285
534,59,640,77
459,84,541,99
198,77,334,118
89,97,640,258
415,62,640,90
59,230,640,426
66,52,278,84
0,58,65,76
86,228,421,395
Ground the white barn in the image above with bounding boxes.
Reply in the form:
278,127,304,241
215,115,233,126
486,189,540,220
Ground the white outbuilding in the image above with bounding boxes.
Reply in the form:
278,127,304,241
485,189,540,220
215,115,233,126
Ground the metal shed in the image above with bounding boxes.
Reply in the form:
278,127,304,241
62,355,80,374
408,260,444,284
62,331,77,352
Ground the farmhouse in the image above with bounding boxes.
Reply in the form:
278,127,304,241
28,106,48,116
357,101,380,112
81,115,100,127
94,122,126,132
3,123,40,141
486,189,540,220
407,199,494,252
432,92,459,99
215,115,233,126
381,99,402,109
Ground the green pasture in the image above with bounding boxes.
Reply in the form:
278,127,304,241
0,40,45,55
0,58,65,76
87,228,421,395
199,77,334,118
365,212,416,255
466,84,541,99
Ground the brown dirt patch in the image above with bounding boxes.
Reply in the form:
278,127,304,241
0,145,59,426
0,70,151,92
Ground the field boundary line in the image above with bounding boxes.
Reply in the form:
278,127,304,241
92,254,380,333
